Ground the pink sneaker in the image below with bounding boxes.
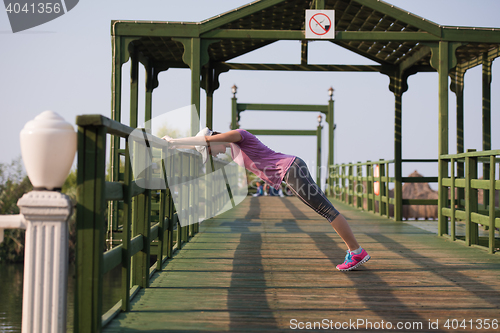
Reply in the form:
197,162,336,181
336,249,370,271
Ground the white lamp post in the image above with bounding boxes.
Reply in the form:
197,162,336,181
0,110,76,333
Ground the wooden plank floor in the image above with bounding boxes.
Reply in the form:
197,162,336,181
104,197,500,332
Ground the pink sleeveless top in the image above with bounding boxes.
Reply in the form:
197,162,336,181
230,129,295,189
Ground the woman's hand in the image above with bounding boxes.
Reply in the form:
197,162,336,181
161,134,173,142
161,135,178,149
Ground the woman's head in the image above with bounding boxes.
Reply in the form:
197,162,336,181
195,128,227,163
207,130,227,156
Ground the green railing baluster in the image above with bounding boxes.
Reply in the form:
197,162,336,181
189,154,195,237
166,152,174,258
176,153,182,250
385,162,390,218
450,158,456,241
156,150,167,271
488,155,496,254
378,160,385,216
367,162,373,213
350,163,353,205
121,138,132,311
182,153,189,243
355,161,363,208
341,165,346,203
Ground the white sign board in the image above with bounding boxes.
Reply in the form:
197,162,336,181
305,10,335,39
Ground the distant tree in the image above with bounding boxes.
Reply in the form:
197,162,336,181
0,158,32,263
156,124,188,139
62,169,77,262
0,159,77,263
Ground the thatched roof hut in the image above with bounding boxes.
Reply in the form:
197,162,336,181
402,171,438,220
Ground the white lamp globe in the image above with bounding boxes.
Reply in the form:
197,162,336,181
20,111,77,191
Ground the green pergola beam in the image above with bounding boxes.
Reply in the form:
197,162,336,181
112,21,200,37
221,63,383,72
246,129,317,136
237,103,328,113
201,29,439,41
112,23,500,44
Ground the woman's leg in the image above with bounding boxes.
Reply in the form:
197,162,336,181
284,158,359,251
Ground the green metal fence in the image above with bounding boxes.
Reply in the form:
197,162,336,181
439,149,500,254
75,114,231,332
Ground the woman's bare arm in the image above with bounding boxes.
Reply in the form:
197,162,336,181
205,130,242,144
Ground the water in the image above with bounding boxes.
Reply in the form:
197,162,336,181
0,263,122,332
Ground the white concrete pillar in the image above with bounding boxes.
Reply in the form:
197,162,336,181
17,191,72,333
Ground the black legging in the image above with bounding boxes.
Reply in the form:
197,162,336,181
283,157,340,223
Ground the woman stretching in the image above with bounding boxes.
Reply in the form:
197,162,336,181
163,128,370,271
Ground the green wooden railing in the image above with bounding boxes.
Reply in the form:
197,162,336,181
439,149,500,254
329,160,394,218
75,114,231,332
328,159,439,218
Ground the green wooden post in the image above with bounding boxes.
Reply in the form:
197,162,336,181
452,68,465,210
327,96,334,184
482,54,492,210
231,94,238,130
145,60,153,130
191,38,201,135
129,47,139,129
465,149,478,246
128,50,140,289
75,125,106,333
437,41,450,236
316,121,322,187
393,77,403,221
205,66,214,130
109,36,123,249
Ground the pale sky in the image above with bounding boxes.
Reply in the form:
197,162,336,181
1,0,499,187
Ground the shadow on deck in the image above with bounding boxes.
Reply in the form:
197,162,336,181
104,197,500,332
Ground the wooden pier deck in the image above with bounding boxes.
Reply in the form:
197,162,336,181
104,197,500,332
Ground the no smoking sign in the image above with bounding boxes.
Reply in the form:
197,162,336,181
305,10,335,39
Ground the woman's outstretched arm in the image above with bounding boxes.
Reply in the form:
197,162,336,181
205,130,242,144
162,130,241,148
